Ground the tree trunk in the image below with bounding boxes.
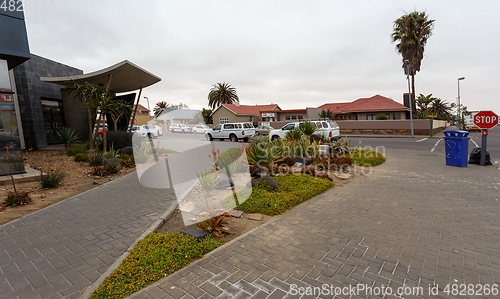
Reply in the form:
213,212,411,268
411,74,416,112
87,108,94,150
101,115,107,154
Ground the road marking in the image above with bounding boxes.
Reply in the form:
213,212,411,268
431,139,442,152
416,138,428,142
471,138,479,147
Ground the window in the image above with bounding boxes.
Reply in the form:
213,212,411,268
285,116,291,120
322,122,328,128
243,123,253,128
291,115,297,120
283,124,295,130
213,125,222,130
220,117,229,124
224,124,235,129
298,115,303,120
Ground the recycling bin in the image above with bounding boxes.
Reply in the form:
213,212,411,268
443,130,469,167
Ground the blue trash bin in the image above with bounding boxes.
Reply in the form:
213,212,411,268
443,130,469,167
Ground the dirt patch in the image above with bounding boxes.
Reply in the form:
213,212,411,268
0,150,136,226
157,208,275,242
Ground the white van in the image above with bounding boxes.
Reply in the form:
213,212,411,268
205,123,255,142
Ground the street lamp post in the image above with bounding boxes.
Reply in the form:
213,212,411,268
144,96,152,121
457,77,465,129
405,60,414,136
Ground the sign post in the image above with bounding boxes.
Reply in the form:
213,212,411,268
473,111,499,166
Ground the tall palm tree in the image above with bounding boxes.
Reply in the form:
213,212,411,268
208,82,239,109
67,81,109,149
154,101,169,118
391,10,434,110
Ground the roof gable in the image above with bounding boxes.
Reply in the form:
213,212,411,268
319,95,409,114
213,104,279,116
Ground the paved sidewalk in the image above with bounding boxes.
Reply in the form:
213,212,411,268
0,172,175,299
129,149,500,299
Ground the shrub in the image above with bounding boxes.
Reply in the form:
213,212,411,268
88,153,104,166
376,114,389,120
101,131,133,151
40,171,65,189
104,146,120,159
74,153,89,162
348,149,385,166
2,191,32,207
222,174,333,216
118,154,135,168
90,233,222,299
104,162,122,175
285,128,303,141
55,127,80,149
66,147,84,156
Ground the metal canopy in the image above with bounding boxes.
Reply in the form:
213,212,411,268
40,60,161,93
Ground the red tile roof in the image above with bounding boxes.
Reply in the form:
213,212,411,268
220,104,279,116
319,95,409,113
133,104,150,112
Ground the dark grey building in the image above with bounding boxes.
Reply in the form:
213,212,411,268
12,55,83,149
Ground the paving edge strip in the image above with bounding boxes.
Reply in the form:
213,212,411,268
79,179,198,299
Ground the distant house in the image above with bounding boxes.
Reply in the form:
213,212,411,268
211,104,281,124
132,104,151,126
157,108,200,127
319,95,410,120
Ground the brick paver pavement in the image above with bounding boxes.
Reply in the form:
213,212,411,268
129,148,500,298
0,172,175,299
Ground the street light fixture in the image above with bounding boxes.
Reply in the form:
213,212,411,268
404,60,414,136
144,96,152,121
457,77,465,129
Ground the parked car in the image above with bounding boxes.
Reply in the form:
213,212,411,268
152,125,163,136
268,120,340,141
170,124,192,133
205,122,255,142
255,125,275,136
0,136,21,150
135,125,160,139
129,125,140,132
192,125,210,134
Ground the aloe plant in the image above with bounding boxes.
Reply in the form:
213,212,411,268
56,127,80,149
285,128,303,141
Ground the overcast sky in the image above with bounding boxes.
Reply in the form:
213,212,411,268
24,0,500,114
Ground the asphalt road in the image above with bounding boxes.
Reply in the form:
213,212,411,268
349,127,500,165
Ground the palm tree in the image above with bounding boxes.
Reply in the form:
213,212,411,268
415,93,436,118
208,82,239,109
429,98,452,120
154,101,169,118
67,81,110,150
391,10,435,110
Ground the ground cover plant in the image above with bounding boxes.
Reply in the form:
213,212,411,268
90,233,222,299
40,170,65,189
222,174,334,216
348,149,386,166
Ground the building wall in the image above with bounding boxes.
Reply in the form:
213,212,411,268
355,111,406,120
336,119,447,135
212,107,253,124
13,54,83,149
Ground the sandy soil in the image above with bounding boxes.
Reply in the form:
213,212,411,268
0,150,136,226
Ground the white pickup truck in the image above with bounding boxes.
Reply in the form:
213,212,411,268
134,125,160,139
205,122,256,142
268,120,341,141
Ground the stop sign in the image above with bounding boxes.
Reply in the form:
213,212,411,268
474,110,499,129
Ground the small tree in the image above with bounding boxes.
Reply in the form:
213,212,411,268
375,114,389,120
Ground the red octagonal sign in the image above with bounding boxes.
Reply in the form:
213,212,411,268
474,110,499,129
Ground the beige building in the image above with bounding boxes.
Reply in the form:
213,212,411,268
131,104,151,126
211,104,280,125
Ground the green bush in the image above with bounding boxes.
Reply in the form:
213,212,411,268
66,147,84,156
376,114,389,120
90,233,222,299
104,162,121,175
40,171,65,189
222,174,333,216
348,149,385,166
99,131,133,151
104,147,119,159
74,153,89,162
88,153,104,166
